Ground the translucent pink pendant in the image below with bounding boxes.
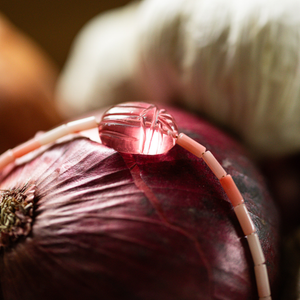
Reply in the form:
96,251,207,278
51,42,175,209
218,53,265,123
98,102,178,154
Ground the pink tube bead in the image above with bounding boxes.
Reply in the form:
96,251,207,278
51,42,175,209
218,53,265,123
37,125,69,145
0,150,14,169
176,133,206,158
12,139,41,158
254,264,271,298
247,233,265,266
219,175,244,207
202,151,227,179
67,116,98,133
234,204,256,236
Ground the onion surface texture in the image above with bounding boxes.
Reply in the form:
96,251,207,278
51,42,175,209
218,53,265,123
0,107,279,300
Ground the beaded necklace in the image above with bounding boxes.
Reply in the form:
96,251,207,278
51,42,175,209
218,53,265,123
0,102,272,299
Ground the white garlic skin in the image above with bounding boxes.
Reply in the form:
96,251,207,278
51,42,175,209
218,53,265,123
55,2,143,118
56,0,300,158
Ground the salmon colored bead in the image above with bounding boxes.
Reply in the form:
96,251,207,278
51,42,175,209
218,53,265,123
0,150,14,169
255,264,271,298
202,151,227,179
219,174,244,207
12,139,41,158
247,233,266,266
176,133,206,158
234,204,256,236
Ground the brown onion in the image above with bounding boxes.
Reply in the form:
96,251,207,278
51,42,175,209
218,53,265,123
0,107,279,300
0,14,62,154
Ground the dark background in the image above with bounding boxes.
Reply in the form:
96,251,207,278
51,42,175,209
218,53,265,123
1,0,131,68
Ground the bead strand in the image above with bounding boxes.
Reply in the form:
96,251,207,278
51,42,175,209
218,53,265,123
177,133,271,299
0,115,272,299
0,117,99,170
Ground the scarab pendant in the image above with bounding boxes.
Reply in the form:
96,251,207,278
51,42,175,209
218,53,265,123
98,102,178,155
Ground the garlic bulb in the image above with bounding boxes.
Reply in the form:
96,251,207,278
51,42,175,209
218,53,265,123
55,2,143,118
56,0,300,157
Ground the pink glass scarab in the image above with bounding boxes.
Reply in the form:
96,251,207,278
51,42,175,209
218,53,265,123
98,102,178,155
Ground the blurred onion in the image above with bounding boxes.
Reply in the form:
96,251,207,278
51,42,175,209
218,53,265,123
0,13,62,153
0,107,279,300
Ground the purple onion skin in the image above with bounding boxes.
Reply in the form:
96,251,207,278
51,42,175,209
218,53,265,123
0,107,279,300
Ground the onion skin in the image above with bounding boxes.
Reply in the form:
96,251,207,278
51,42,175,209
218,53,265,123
0,107,279,300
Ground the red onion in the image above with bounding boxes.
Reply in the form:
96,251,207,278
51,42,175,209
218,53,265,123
0,107,279,300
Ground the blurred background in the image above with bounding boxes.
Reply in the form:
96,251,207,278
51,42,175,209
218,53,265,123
1,0,130,69
0,0,131,153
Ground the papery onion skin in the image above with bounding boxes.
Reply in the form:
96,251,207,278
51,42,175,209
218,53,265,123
0,107,279,300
